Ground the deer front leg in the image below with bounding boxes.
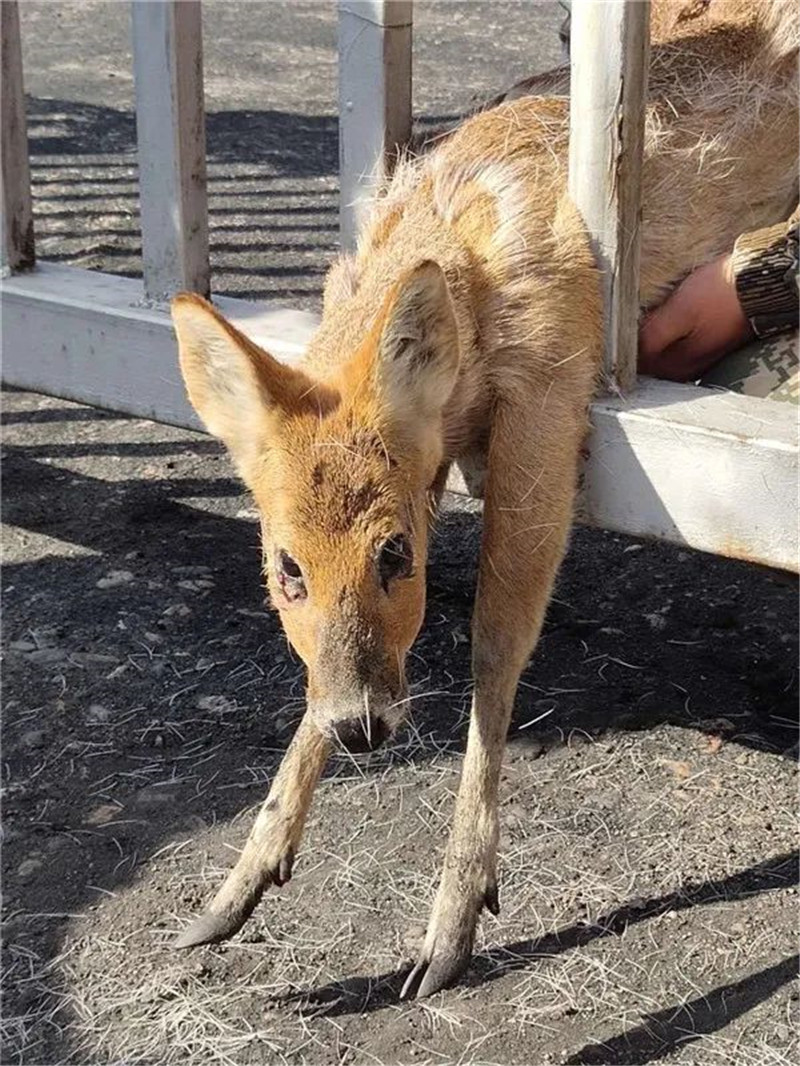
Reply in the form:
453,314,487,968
402,393,585,998
400,675,513,999
175,715,331,947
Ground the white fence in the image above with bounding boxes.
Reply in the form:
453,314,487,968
1,0,797,571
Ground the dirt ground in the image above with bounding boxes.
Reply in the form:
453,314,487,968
3,1,800,1064
3,386,798,1066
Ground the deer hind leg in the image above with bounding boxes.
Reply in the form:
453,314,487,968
402,383,589,998
175,715,331,947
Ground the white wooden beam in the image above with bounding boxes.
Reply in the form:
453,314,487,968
0,263,314,427
131,0,210,300
2,264,796,572
1,0,34,274
579,379,799,572
568,0,650,392
337,0,412,250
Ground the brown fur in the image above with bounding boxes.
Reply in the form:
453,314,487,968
171,0,798,995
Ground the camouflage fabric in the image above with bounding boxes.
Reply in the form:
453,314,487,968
700,329,799,404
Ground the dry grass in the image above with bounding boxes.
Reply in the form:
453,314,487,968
5,722,795,1066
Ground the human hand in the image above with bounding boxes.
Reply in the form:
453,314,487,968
638,254,752,381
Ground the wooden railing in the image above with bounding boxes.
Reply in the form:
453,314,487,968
1,0,34,274
1,0,797,571
131,0,210,300
568,0,649,392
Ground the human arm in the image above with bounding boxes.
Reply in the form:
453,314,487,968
638,209,799,382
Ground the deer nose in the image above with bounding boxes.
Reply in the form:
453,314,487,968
332,714,388,753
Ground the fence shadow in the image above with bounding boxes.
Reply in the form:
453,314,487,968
25,96,459,307
566,953,799,1065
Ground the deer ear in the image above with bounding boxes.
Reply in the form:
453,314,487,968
377,260,460,432
172,295,324,476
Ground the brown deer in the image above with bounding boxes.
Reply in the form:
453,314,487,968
171,0,797,998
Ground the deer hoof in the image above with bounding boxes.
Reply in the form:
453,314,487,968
173,908,244,949
400,947,471,999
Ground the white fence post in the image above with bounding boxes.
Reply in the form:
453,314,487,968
131,0,210,301
337,0,412,251
1,0,34,275
568,0,650,392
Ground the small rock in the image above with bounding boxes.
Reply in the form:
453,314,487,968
86,704,111,724
190,958,212,978
28,647,67,665
162,603,191,618
197,694,237,715
85,803,121,826
177,579,216,591
70,652,119,667
132,783,183,808
96,570,134,589
8,640,36,653
144,631,164,644
17,858,43,880
21,729,46,749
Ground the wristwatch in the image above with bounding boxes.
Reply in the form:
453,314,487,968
732,211,799,338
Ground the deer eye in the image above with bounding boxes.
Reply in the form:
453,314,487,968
378,534,413,591
276,550,306,602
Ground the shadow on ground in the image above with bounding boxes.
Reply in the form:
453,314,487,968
283,848,800,1014
25,96,459,306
